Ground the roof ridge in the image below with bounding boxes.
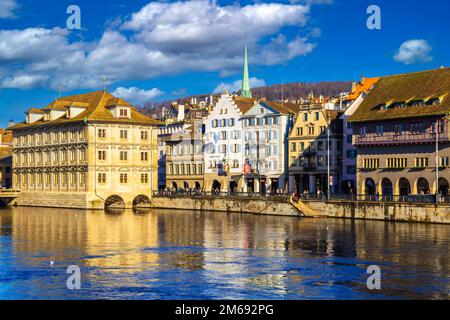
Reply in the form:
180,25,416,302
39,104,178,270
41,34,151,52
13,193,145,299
379,67,449,79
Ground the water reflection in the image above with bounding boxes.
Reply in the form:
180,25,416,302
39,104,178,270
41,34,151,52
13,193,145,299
0,206,449,299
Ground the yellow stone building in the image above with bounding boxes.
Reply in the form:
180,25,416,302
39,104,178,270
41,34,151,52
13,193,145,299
164,120,205,191
10,91,160,209
288,102,343,194
0,129,13,189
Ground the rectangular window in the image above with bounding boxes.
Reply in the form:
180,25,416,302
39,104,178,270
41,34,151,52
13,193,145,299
363,158,380,168
359,126,367,137
141,173,148,183
120,130,128,139
80,150,86,161
315,112,320,121
296,142,303,151
386,158,408,168
347,150,357,159
141,152,148,161
291,142,296,152
98,150,106,160
120,173,128,184
98,129,106,138
376,125,384,136
141,131,148,140
303,113,308,121
317,141,324,151
70,173,76,185
120,151,128,161
98,173,106,184
347,135,352,143
415,157,429,168
119,109,128,117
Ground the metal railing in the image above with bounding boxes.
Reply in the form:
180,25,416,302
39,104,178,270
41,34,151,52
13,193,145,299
355,131,448,146
301,193,450,204
154,190,450,204
153,190,290,200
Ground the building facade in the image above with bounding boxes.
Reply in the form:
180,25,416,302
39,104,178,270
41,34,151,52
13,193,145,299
203,93,254,192
242,100,295,193
0,129,13,188
349,67,450,199
340,76,379,193
288,102,343,194
165,120,204,190
157,121,187,190
10,91,159,209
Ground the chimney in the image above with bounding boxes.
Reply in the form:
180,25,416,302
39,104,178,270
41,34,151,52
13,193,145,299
351,81,357,92
8,119,15,128
177,104,185,121
360,74,365,85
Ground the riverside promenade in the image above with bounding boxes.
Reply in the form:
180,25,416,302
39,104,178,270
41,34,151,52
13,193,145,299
152,191,450,224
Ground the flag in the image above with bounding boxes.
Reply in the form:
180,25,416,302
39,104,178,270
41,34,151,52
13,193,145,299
243,162,251,175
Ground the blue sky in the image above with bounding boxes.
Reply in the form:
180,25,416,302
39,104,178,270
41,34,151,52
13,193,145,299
0,0,449,127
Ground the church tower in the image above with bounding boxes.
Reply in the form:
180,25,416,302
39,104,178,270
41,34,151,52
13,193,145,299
240,41,252,98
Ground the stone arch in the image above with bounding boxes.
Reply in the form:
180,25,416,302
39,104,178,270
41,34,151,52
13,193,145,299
212,180,221,192
229,180,238,193
105,195,125,209
183,181,189,189
364,178,376,195
172,181,178,190
416,178,430,194
194,181,201,190
398,178,411,196
438,177,449,195
381,178,393,196
132,194,151,207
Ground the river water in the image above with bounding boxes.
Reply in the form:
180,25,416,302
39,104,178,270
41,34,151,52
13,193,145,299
0,206,448,300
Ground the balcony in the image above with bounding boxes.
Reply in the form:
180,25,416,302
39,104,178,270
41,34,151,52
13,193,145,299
355,131,448,146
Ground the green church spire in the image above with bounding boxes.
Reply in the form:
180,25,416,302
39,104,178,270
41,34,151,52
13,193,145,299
241,41,252,98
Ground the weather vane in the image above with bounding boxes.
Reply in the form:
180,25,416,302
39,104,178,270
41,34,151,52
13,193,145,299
102,76,108,91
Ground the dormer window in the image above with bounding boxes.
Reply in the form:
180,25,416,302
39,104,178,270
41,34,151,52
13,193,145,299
25,108,44,124
391,102,405,109
119,108,129,117
408,100,425,107
426,98,440,106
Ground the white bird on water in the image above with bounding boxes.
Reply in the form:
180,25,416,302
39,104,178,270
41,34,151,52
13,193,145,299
50,260,55,266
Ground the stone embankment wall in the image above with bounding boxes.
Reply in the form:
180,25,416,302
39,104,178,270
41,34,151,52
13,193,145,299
152,196,450,224
151,196,301,216
304,200,450,224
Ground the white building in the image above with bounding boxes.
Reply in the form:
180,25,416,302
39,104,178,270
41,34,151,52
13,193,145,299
340,76,379,193
203,92,255,192
242,100,296,193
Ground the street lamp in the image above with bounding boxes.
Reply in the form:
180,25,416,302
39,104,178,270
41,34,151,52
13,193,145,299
435,119,440,203
327,121,331,201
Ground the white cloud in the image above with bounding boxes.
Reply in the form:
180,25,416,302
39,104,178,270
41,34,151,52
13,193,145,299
214,77,266,94
112,87,164,105
1,74,49,89
0,0,19,18
171,88,188,96
394,39,433,65
0,0,321,90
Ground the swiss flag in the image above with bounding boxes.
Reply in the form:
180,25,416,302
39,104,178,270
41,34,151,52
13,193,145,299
243,162,251,175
